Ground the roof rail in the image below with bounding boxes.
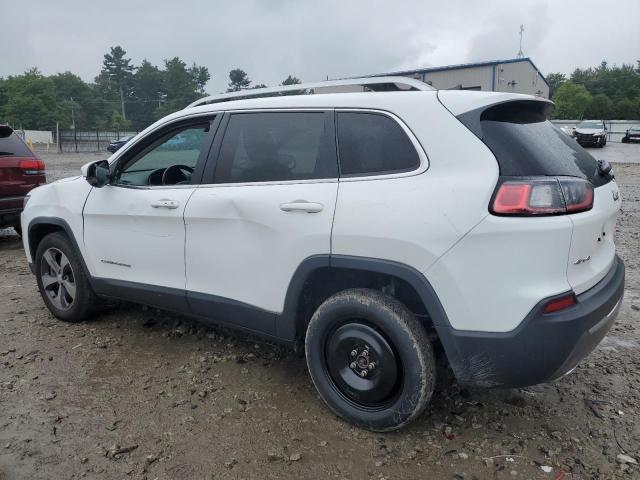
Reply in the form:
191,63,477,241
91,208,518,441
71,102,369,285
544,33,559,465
186,76,434,109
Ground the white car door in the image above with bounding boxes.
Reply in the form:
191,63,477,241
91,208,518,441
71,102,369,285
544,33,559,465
184,111,338,335
83,116,218,308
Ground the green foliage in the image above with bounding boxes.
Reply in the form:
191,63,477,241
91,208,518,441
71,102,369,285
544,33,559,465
281,75,301,86
0,68,58,129
0,46,212,131
585,93,614,119
96,111,133,131
551,61,640,119
546,72,566,98
551,81,592,119
227,69,251,92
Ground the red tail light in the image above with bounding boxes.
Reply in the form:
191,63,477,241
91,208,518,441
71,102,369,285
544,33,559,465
491,177,593,216
543,293,577,314
19,159,45,175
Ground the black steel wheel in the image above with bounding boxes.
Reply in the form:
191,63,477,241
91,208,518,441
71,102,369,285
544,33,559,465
324,321,402,408
305,288,436,431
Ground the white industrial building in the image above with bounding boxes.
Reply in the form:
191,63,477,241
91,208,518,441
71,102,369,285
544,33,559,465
375,57,550,98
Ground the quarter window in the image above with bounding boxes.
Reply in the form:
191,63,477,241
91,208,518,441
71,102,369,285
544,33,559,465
337,112,420,176
215,112,337,183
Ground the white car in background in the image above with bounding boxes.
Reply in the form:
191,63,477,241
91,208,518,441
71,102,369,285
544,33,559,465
20,77,624,431
573,119,608,147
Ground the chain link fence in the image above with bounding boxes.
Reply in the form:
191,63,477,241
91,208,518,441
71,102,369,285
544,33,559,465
59,130,138,153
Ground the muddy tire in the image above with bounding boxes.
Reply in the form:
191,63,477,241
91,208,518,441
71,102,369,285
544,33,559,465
34,232,100,322
305,288,436,431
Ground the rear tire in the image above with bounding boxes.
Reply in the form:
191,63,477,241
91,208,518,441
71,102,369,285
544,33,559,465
13,222,22,238
35,232,100,322
305,288,436,431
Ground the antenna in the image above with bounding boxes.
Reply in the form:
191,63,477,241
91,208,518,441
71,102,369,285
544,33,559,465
517,24,524,58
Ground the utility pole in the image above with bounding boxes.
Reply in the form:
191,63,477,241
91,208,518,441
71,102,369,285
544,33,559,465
70,97,76,130
517,25,524,58
120,86,126,120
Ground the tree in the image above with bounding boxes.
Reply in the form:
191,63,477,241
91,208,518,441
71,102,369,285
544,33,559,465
281,75,301,86
129,60,165,129
546,72,566,99
614,98,638,119
0,68,58,129
100,110,132,131
95,46,135,120
189,63,210,95
227,69,251,92
252,83,267,89
551,81,592,119
51,72,99,129
585,93,614,119
156,57,202,115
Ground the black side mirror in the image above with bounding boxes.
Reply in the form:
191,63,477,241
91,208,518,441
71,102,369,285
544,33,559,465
86,160,111,188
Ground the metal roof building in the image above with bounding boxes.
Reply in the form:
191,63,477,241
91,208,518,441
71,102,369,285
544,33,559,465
372,57,550,98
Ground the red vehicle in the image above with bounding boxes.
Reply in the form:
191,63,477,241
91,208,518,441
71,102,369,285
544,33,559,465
0,126,45,236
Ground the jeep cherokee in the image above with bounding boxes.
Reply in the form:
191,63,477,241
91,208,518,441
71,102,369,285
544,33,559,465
21,77,624,431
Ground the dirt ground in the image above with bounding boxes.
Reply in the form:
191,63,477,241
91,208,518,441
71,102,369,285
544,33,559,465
1,149,639,480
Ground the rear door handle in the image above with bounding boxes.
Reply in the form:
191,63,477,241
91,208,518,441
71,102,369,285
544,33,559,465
151,199,180,209
279,201,323,213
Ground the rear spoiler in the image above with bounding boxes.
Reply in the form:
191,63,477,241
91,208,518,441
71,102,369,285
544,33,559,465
0,125,13,138
437,91,554,139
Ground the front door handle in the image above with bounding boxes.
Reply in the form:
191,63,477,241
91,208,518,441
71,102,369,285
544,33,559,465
151,199,180,209
279,201,323,213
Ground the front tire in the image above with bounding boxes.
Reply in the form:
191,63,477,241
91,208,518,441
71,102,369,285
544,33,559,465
35,232,100,322
305,288,436,431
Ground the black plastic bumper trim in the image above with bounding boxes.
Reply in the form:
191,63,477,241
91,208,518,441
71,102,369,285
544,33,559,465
437,255,625,388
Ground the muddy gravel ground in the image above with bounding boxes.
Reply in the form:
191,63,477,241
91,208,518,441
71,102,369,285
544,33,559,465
1,150,639,480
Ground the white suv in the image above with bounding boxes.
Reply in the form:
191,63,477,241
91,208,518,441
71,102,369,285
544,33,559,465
21,77,625,431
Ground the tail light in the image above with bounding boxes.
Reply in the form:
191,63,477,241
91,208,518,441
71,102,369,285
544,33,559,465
19,159,45,175
491,177,593,216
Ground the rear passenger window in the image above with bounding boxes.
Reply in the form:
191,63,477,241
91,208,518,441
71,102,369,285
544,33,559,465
215,112,337,183
337,112,419,176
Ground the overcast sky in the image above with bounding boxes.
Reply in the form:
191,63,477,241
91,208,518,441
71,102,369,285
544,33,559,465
1,0,639,93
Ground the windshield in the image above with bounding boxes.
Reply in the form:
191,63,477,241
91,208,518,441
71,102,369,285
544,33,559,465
577,121,603,129
630,126,640,132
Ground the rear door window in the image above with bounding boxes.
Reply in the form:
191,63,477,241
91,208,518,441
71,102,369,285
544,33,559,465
336,112,420,176
460,101,610,187
214,112,337,183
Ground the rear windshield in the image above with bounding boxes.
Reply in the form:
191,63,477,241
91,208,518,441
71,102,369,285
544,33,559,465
0,131,34,157
459,101,610,188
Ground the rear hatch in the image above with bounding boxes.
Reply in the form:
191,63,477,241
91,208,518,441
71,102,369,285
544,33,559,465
0,126,45,205
440,92,619,295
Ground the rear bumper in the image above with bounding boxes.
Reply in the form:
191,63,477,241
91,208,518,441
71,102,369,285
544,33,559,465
439,255,625,388
0,196,24,226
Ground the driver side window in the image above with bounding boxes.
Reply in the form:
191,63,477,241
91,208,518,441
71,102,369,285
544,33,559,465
115,123,210,187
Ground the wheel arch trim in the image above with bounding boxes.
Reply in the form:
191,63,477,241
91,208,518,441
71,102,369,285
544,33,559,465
27,217,93,283
279,254,454,341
